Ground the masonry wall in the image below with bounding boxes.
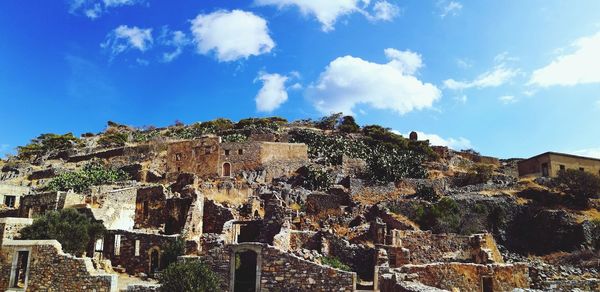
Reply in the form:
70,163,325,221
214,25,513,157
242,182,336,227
394,263,529,292
18,191,86,218
518,153,600,178
134,186,168,229
201,243,356,292
89,186,138,230
0,239,116,291
0,184,30,209
102,230,177,275
166,137,221,180
0,217,33,243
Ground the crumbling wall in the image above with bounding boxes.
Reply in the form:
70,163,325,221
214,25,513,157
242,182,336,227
89,186,138,230
166,137,221,180
0,239,116,291
201,243,356,292
102,230,178,275
0,217,33,242
202,199,234,233
18,191,84,218
394,263,529,292
134,186,169,229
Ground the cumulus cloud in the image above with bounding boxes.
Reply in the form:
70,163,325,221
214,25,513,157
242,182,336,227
444,55,521,90
438,0,463,18
255,0,400,32
395,130,472,150
307,49,441,115
158,28,190,63
255,72,291,112
68,0,145,19
101,25,153,58
190,10,275,62
530,31,600,87
499,95,517,104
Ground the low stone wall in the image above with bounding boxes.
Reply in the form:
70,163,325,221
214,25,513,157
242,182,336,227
391,263,529,292
540,279,600,291
201,243,356,292
0,239,116,291
0,217,33,242
19,191,86,218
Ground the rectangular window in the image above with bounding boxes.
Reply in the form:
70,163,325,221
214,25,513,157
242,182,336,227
4,195,16,208
225,149,230,156
135,240,141,256
580,167,585,171
114,234,122,256
142,201,149,219
559,165,565,171
95,238,104,252
10,250,29,289
175,153,182,161
541,163,549,177
238,149,243,155
204,146,211,154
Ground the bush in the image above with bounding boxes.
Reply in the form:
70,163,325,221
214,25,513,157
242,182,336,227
297,165,334,191
415,197,461,234
20,209,105,255
338,116,360,133
316,113,343,130
555,169,600,208
235,117,287,131
459,164,494,186
222,133,247,143
158,260,219,292
414,184,441,202
17,133,82,160
45,162,129,193
98,132,129,147
162,237,185,268
320,256,351,271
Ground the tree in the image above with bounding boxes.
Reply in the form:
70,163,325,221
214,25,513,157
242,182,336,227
338,116,360,133
20,209,105,256
158,260,219,292
316,113,343,130
162,237,185,268
555,169,600,208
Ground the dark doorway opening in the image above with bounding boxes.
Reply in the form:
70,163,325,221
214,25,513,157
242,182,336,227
234,250,258,292
149,249,160,275
482,276,493,292
11,250,29,288
223,163,232,177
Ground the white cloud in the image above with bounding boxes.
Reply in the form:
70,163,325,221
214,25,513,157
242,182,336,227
395,130,472,150
68,0,145,19
530,31,600,87
255,0,400,32
308,49,441,115
372,1,401,21
572,148,600,159
456,58,472,69
255,72,290,112
101,25,153,58
499,95,517,104
444,64,520,90
438,0,463,18
159,28,190,63
190,10,275,62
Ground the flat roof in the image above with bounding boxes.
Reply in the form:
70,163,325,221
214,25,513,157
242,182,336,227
520,151,600,163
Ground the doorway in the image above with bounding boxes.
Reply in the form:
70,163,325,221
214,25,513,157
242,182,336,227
234,250,258,292
223,163,232,177
482,276,493,292
149,248,160,276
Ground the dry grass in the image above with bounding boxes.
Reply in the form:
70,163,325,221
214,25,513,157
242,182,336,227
576,208,600,223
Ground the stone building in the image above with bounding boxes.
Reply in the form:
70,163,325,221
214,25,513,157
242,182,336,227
0,184,30,209
518,151,600,178
166,137,308,181
18,191,86,218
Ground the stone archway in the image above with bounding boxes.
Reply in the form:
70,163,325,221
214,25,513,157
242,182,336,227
230,244,262,292
147,246,161,276
223,162,232,177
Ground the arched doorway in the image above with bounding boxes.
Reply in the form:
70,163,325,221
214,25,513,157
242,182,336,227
223,162,232,177
148,247,161,276
234,250,257,292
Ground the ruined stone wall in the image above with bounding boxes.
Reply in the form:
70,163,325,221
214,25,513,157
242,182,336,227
203,199,234,233
102,230,177,275
0,217,33,243
199,180,253,206
258,142,308,164
0,239,116,291
166,137,221,180
0,184,30,209
394,263,529,292
89,186,138,230
134,186,168,229
201,243,356,292
220,142,263,176
18,191,85,218
389,230,495,265
289,230,319,251
321,232,377,281
164,197,192,235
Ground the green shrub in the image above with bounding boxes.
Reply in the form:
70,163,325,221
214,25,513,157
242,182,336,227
297,165,334,191
320,256,351,271
555,169,600,208
235,117,287,131
222,133,248,143
415,197,461,234
338,116,360,133
162,237,185,268
45,163,129,193
459,164,494,186
414,184,441,202
17,133,82,160
98,132,129,147
158,260,219,292
20,209,105,255
316,113,343,130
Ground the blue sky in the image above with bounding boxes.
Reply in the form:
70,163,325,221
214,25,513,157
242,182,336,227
1,0,600,159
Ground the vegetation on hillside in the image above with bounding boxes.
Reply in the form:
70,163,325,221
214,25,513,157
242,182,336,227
20,208,105,255
555,169,600,208
158,260,220,292
17,133,82,160
45,162,129,193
